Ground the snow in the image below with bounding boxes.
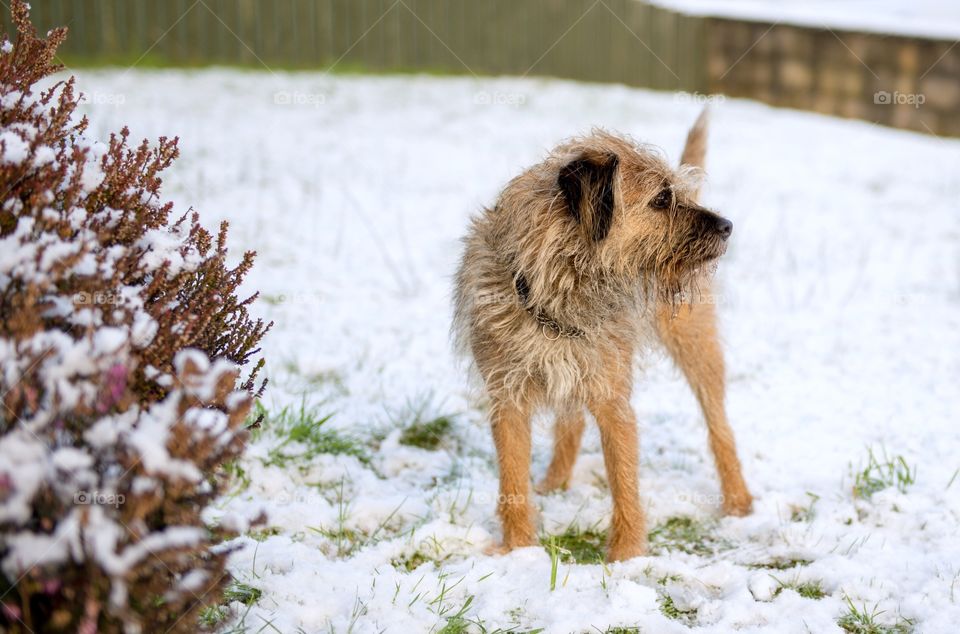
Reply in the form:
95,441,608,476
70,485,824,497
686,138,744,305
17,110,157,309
0,129,29,164
31,144,56,167
650,0,960,40
127,396,201,482
53,68,960,632
51,447,94,472
77,141,107,193
136,226,201,276
92,326,127,354
0,431,50,524
2,515,80,577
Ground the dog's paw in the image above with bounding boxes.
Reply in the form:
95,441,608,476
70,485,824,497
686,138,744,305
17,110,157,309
606,540,647,563
483,542,512,556
534,477,567,495
722,490,754,517
484,535,539,556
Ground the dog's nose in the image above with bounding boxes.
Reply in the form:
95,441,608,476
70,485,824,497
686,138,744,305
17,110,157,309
715,217,733,238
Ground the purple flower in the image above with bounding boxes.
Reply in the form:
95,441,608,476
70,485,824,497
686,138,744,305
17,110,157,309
0,472,12,501
41,578,61,595
1,603,21,621
96,363,128,413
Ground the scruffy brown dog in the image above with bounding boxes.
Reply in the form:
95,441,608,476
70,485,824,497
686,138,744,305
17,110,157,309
453,110,752,561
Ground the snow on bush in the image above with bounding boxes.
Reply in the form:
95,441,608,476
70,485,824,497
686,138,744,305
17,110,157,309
0,2,269,631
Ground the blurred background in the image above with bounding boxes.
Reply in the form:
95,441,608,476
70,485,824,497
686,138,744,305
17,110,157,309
7,0,959,136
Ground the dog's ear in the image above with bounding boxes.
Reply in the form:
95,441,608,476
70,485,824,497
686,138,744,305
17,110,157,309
558,151,619,242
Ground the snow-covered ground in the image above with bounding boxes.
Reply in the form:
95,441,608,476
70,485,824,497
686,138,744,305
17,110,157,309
67,69,960,633
650,0,960,40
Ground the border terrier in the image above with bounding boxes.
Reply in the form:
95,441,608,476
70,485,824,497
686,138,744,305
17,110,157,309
453,110,752,561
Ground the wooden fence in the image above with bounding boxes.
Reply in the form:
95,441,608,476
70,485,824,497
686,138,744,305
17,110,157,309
5,1,956,136
2,0,708,92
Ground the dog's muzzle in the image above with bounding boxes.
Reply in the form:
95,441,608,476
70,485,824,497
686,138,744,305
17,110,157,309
714,217,733,238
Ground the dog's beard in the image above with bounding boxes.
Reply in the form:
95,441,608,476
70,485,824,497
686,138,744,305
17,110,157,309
645,235,727,307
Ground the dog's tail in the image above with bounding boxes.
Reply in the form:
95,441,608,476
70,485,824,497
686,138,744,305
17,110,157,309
679,106,709,202
680,106,709,171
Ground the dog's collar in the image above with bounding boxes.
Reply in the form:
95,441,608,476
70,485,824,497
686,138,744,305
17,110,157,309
513,272,586,340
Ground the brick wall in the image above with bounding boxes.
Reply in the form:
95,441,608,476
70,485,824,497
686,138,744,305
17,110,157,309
706,19,960,137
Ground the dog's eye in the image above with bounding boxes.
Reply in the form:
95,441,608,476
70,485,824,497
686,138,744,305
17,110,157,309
650,188,672,210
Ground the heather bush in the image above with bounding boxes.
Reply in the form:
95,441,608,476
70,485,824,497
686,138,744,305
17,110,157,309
0,2,269,631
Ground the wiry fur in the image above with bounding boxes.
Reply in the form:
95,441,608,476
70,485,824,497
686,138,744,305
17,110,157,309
453,110,752,561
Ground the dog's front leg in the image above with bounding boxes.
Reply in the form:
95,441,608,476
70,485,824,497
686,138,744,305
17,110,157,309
656,301,753,516
589,397,647,561
490,399,537,551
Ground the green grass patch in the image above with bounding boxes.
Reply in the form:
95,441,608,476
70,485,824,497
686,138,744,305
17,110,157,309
197,604,229,630
400,415,453,450
437,595,475,634
279,362,349,397
747,558,813,570
197,580,263,631
55,52,477,75
852,447,916,500
649,517,730,556
304,368,349,394
837,597,914,633
223,581,262,607
436,601,545,634
790,492,820,522
392,551,436,572
307,478,360,557
219,458,251,492
658,593,697,624
540,528,607,564
540,528,607,591
437,617,469,634
389,393,458,450
794,581,827,600
246,526,282,542
256,401,368,467
655,572,683,586
309,480,407,558
771,576,826,600
310,524,363,556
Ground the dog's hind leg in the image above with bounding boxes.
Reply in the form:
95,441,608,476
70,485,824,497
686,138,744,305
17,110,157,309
536,407,586,493
656,300,753,516
490,398,538,551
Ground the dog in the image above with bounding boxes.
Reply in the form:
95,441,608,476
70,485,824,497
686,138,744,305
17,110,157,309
452,109,752,562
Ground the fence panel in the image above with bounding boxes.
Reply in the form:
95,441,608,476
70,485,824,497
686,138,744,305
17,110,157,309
0,0,707,92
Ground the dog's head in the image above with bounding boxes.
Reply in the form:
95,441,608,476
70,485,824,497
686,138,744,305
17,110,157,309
555,131,730,298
